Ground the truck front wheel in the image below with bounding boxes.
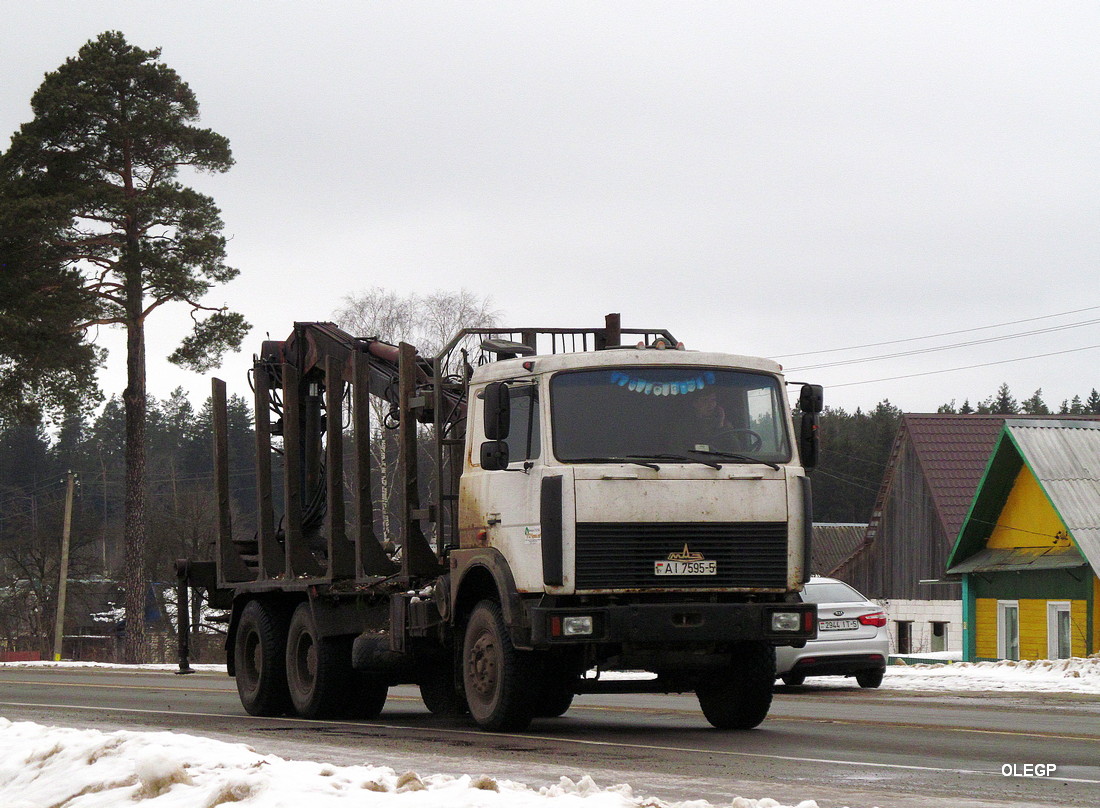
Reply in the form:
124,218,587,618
234,600,291,717
696,641,776,730
462,600,533,731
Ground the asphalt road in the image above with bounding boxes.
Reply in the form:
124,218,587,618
1,666,1098,808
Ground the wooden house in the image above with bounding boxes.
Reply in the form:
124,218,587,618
947,420,1100,661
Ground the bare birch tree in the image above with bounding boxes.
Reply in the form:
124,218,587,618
333,288,500,537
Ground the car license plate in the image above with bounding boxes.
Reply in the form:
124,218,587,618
654,560,717,576
818,619,859,631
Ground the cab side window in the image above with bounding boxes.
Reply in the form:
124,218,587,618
506,386,540,462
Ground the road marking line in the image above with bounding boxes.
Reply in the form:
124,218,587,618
2,700,1099,786
3,682,1099,742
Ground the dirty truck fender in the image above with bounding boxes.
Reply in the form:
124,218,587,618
447,548,531,647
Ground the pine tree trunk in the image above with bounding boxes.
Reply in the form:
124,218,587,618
122,267,148,664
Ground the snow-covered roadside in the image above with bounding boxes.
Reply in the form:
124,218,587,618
0,717,817,808
0,661,227,673
866,656,1099,695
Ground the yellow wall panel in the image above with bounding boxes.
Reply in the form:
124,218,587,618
987,467,1068,549
1071,599,1088,658
1095,577,1100,653
975,598,998,659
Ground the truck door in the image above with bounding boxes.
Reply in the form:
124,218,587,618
462,383,564,592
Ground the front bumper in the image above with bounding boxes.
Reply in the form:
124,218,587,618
528,601,816,646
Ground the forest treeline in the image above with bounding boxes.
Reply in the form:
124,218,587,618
812,383,1100,523
0,390,254,651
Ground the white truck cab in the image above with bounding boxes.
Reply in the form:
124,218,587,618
460,346,812,597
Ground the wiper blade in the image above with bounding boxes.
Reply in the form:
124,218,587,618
648,453,722,470
570,456,660,470
688,449,780,471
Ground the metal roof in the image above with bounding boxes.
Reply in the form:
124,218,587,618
811,523,867,578
1004,420,1100,573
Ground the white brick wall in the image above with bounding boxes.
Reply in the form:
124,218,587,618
872,598,962,654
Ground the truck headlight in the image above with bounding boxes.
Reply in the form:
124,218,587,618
562,616,594,636
771,612,801,632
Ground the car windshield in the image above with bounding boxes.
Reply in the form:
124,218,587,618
550,367,791,464
800,581,866,604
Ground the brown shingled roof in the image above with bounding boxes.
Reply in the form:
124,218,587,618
904,415,1008,541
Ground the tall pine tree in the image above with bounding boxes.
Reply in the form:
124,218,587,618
0,32,249,661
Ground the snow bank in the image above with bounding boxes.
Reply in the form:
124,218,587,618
880,655,1100,695
0,719,821,808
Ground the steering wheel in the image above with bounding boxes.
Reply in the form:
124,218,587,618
709,427,763,453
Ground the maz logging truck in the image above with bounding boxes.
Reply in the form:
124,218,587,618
175,314,822,731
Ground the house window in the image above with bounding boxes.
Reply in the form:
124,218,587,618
1047,602,1072,659
997,601,1020,661
930,621,948,653
895,621,913,654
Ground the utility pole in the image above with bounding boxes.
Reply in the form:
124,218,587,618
52,471,75,662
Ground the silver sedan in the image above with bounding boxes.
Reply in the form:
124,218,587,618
776,577,890,688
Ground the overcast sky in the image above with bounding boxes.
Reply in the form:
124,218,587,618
4,2,1099,414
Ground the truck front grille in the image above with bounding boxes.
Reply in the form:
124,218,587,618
574,522,788,590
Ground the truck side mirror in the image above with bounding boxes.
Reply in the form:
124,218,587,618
799,384,824,414
480,439,510,470
800,412,819,470
483,381,511,440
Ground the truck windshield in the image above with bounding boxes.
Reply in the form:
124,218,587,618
550,367,791,464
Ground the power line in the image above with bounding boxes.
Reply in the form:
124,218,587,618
828,344,1100,389
787,318,1100,372
814,467,885,495
772,304,1100,360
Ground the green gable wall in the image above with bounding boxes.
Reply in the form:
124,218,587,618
969,568,1093,601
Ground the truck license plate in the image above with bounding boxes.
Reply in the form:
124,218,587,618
818,619,859,631
654,560,717,576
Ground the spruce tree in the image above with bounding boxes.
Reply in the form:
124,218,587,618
991,383,1018,415
1021,389,1049,415
0,32,249,661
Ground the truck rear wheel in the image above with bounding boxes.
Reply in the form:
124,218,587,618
462,600,533,731
696,641,776,730
234,599,291,717
286,602,347,719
